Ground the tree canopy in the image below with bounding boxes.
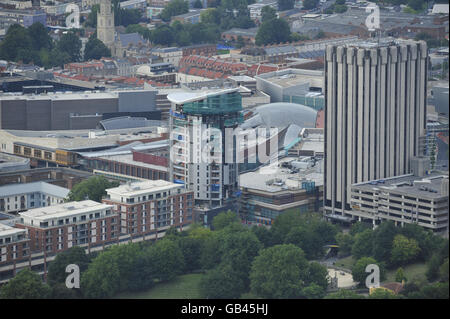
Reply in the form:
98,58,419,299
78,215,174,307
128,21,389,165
0,268,51,299
67,176,119,202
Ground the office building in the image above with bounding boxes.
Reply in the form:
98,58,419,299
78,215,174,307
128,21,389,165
103,180,194,235
324,39,428,223
16,200,118,254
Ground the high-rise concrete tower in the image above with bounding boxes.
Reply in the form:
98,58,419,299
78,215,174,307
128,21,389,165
323,39,428,223
97,0,115,51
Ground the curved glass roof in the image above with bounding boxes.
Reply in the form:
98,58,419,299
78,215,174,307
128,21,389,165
241,102,317,130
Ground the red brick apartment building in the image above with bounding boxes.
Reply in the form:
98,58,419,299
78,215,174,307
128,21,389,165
103,180,194,236
0,224,30,266
16,200,119,254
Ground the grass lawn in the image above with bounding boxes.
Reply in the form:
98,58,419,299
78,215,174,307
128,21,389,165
384,262,428,284
336,256,356,270
115,273,204,299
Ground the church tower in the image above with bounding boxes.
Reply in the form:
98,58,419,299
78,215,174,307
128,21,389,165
97,0,115,52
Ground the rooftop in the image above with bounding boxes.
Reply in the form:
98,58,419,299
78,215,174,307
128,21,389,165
240,156,324,193
167,87,239,104
0,224,26,238
97,153,168,172
256,68,324,89
106,180,183,197
19,200,113,222
352,173,449,199
0,181,69,198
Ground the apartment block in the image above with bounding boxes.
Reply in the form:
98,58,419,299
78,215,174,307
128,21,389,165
0,224,29,266
0,182,69,214
16,200,119,254
103,180,194,236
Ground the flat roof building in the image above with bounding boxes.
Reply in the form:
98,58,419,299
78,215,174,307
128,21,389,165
350,172,449,235
239,156,324,226
0,182,69,214
0,224,29,266
104,180,194,236
17,200,118,253
255,68,324,104
0,152,30,173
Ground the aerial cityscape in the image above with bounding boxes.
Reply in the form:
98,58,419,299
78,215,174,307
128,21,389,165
0,0,448,303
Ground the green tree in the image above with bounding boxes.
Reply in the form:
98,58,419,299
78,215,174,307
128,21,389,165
420,282,449,299
372,221,398,264
85,4,99,28
325,289,365,299
395,267,407,283
284,226,324,259
67,176,119,202
81,249,121,298
28,22,53,52
390,235,421,266
50,282,79,299
352,257,385,286
336,232,354,257
301,283,326,299
199,263,246,299
0,268,51,299
290,32,309,42
125,24,151,40
200,8,221,25
120,9,142,27
407,0,425,11
84,36,111,60
439,258,449,282
351,229,374,259
0,24,32,61
261,5,277,22
146,239,185,282
48,48,71,68
47,246,90,287
251,225,275,248
161,0,189,22
278,0,295,11
193,0,203,8
219,227,263,289
255,18,291,46
151,24,175,46
302,0,319,10
57,32,82,62
333,4,348,13
177,236,203,272
349,221,372,236
250,244,310,298
212,210,239,230
306,262,329,290
81,243,143,298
